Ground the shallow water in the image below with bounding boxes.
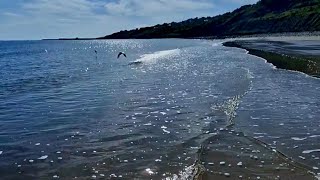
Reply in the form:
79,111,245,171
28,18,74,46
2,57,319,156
0,39,319,179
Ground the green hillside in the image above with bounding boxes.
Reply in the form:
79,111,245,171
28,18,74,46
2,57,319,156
100,0,320,39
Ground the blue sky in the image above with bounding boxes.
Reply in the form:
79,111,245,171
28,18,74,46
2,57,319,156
0,0,258,40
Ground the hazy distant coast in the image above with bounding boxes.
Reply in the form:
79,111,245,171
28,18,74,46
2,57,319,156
223,38,320,78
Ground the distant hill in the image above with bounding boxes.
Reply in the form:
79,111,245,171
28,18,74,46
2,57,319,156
100,0,320,39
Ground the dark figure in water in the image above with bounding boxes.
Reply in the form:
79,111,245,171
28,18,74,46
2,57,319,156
117,52,127,58
94,50,98,60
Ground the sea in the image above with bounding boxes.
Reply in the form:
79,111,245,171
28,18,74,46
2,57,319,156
0,39,319,179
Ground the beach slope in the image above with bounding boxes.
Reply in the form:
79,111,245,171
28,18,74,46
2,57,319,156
223,38,320,77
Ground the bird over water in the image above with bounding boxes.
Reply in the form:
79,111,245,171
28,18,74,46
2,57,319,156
117,52,127,58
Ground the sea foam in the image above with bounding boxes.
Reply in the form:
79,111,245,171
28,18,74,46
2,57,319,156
302,149,320,154
134,49,181,63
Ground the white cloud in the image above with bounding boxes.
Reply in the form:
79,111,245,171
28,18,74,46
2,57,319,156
105,0,215,17
215,0,258,5
231,0,258,4
22,0,99,22
2,12,23,18
0,0,258,40
1,0,137,39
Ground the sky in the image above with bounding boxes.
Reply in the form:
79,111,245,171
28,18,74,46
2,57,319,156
0,0,258,40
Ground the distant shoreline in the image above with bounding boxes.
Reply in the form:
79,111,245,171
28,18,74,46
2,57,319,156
223,40,320,78
42,31,320,41
41,33,320,78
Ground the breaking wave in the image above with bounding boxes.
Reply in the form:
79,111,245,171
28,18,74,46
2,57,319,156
133,49,181,63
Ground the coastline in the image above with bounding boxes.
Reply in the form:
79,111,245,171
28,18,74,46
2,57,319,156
223,40,320,78
42,31,320,41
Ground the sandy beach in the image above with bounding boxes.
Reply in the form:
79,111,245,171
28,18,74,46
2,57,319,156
223,37,320,78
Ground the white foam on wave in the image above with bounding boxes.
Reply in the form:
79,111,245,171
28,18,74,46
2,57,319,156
160,125,170,133
302,149,320,154
310,135,320,138
160,112,167,115
250,116,260,120
134,49,181,63
242,67,255,80
212,42,222,47
291,137,307,141
244,50,277,70
38,155,48,160
163,129,170,134
145,168,155,175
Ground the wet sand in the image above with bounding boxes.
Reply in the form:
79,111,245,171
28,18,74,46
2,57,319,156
223,38,320,78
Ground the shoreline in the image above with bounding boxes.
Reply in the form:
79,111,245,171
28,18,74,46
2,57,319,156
223,40,320,78
41,32,320,41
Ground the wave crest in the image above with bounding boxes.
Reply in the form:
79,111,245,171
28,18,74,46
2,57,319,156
134,49,181,63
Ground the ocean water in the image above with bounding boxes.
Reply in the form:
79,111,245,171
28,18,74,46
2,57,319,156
0,39,319,179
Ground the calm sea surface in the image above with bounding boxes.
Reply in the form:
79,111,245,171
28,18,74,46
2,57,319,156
0,39,319,179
